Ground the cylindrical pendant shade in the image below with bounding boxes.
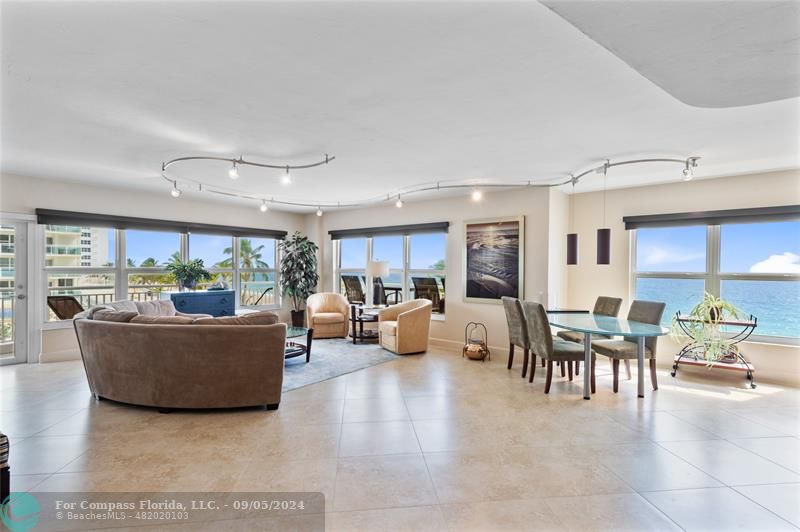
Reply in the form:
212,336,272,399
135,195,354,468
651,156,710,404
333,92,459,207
597,228,611,265
566,233,578,265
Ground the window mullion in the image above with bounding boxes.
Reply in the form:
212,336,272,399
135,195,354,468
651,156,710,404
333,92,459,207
707,225,720,297
116,229,126,301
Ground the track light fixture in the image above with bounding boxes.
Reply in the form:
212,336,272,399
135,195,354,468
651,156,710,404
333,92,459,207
259,200,268,212
228,161,239,179
162,154,699,214
170,181,181,198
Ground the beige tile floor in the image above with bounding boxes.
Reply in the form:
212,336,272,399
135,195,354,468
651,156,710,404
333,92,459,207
2,345,800,531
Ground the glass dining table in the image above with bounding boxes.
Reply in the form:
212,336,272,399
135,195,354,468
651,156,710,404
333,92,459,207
547,313,668,400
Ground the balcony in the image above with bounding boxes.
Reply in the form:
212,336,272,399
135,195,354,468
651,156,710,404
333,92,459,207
46,246,82,256
46,225,83,234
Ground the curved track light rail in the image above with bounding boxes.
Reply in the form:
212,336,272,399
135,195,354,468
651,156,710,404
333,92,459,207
161,155,700,212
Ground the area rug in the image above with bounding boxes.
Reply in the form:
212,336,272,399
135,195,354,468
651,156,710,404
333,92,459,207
282,337,399,392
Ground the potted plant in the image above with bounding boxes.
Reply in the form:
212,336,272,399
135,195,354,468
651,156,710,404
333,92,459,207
166,258,213,291
670,292,741,365
279,231,320,327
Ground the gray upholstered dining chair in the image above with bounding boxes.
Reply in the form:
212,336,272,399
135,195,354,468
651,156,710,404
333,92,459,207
501,296,531,378
523,301,595,394
591,300,666,393
556,296,623,376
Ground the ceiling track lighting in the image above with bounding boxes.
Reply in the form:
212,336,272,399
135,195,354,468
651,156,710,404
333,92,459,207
161,154,699,212
228,161,239,179
683,156,699,180
395,195,404,208
259,199,268,212
170,181,181,198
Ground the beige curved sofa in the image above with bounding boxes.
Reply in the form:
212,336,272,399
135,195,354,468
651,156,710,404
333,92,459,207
74,317,286,410
378,299,432,354
306,292,349,339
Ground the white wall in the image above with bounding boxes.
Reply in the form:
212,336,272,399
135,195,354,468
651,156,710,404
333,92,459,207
564,170,800,387
313,186,554,349
0,173,305,362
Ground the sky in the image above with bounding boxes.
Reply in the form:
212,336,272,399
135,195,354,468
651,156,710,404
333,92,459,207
636,221,800,273
124,231,275,268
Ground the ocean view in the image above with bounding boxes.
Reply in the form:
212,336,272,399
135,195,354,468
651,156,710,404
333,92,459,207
637,278,800,338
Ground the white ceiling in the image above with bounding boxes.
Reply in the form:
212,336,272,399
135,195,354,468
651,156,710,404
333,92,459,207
1,1,798,212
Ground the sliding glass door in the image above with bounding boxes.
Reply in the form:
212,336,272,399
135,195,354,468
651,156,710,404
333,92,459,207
0,222,28,365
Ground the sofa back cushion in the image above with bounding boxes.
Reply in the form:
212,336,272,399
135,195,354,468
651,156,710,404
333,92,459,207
130,315,195,325
134,300,178,316
193,310,280,326
106,300,139,313
92,310,138,323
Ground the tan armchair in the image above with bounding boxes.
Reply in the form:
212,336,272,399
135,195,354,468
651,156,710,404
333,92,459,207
306,292,349,339
378,299,432,354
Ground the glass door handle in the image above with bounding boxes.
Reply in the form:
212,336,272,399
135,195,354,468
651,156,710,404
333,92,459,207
16,294,26,300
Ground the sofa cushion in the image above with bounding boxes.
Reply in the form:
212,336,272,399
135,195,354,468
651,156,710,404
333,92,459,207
379,320,398,336
106,300,139,313
312,312,345,324
135,300,178,316
92,310,138,323
130,315,195,325
193,311,280,326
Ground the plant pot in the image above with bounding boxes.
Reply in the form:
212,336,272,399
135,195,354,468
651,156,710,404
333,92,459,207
290,310,305,327
179,279,196,291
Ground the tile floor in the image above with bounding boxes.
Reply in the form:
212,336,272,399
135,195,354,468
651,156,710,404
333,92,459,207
2,345,799,531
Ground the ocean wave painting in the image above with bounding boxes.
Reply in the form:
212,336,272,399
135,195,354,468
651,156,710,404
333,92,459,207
464,217,523,303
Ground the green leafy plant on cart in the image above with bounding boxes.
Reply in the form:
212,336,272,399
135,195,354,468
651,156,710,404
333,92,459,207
670,292,742,365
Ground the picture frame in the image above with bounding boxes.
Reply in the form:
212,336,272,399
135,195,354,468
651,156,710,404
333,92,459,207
462,216,524,304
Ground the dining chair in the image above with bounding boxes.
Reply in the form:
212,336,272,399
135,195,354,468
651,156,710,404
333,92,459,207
591,300,666,393
556,296,623,376
501,296,531,378
524,301,595,394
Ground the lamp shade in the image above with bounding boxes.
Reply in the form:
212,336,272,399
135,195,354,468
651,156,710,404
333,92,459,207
597,228,611,265
368,260,390,278
566,233,578,265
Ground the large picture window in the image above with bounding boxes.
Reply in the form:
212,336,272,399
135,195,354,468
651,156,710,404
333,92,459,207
333,230,446,315
44,226,281,322
633,219,800,340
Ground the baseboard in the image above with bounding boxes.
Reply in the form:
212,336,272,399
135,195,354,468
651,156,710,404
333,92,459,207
39,348,81,363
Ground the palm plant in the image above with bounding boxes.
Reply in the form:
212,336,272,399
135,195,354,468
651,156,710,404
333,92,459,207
165,258,212,291
216,239,269,281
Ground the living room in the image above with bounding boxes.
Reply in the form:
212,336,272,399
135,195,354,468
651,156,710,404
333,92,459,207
1,1,799,531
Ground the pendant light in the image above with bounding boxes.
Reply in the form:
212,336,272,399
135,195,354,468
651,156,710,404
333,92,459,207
566,178,578,265
597,162,611,265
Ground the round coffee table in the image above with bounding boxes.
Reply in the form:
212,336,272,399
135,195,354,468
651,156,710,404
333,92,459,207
285,326,313,363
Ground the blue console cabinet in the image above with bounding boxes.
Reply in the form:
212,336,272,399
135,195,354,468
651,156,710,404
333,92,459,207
162,290,236,317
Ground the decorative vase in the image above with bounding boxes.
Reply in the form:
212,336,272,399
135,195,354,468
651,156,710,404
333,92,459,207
290,310,305,327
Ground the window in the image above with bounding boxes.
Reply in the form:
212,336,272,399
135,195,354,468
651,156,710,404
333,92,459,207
633,220,800,339
125,230,182,303
44,224,282,323
238,237,277,307
334,231,447,314
44,225,116,321
188,234,233,290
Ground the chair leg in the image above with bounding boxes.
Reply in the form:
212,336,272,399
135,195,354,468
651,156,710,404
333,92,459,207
544,360,554,394
560,361,566,377
522,348,529,379
567,360,573,381
528,354,537,383
624,359,632,380
507,344,514,370
612,359,620,393
591,358,596,394
541,357,545,367
575,360,580,376
650,358,658,390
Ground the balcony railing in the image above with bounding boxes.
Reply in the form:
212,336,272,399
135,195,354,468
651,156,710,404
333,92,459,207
46,225,83,234
1,293,13,344
46,246,81,256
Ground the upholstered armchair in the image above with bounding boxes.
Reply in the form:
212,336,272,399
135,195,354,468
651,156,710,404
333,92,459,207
306,292,350,339
378,299,432,354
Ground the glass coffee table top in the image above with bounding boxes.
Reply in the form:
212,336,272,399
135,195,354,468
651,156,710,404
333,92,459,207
286,326,310,338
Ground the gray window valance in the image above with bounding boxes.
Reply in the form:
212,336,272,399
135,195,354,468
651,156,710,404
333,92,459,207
623,205,800,230
329,222,449,240
35,209,288,239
